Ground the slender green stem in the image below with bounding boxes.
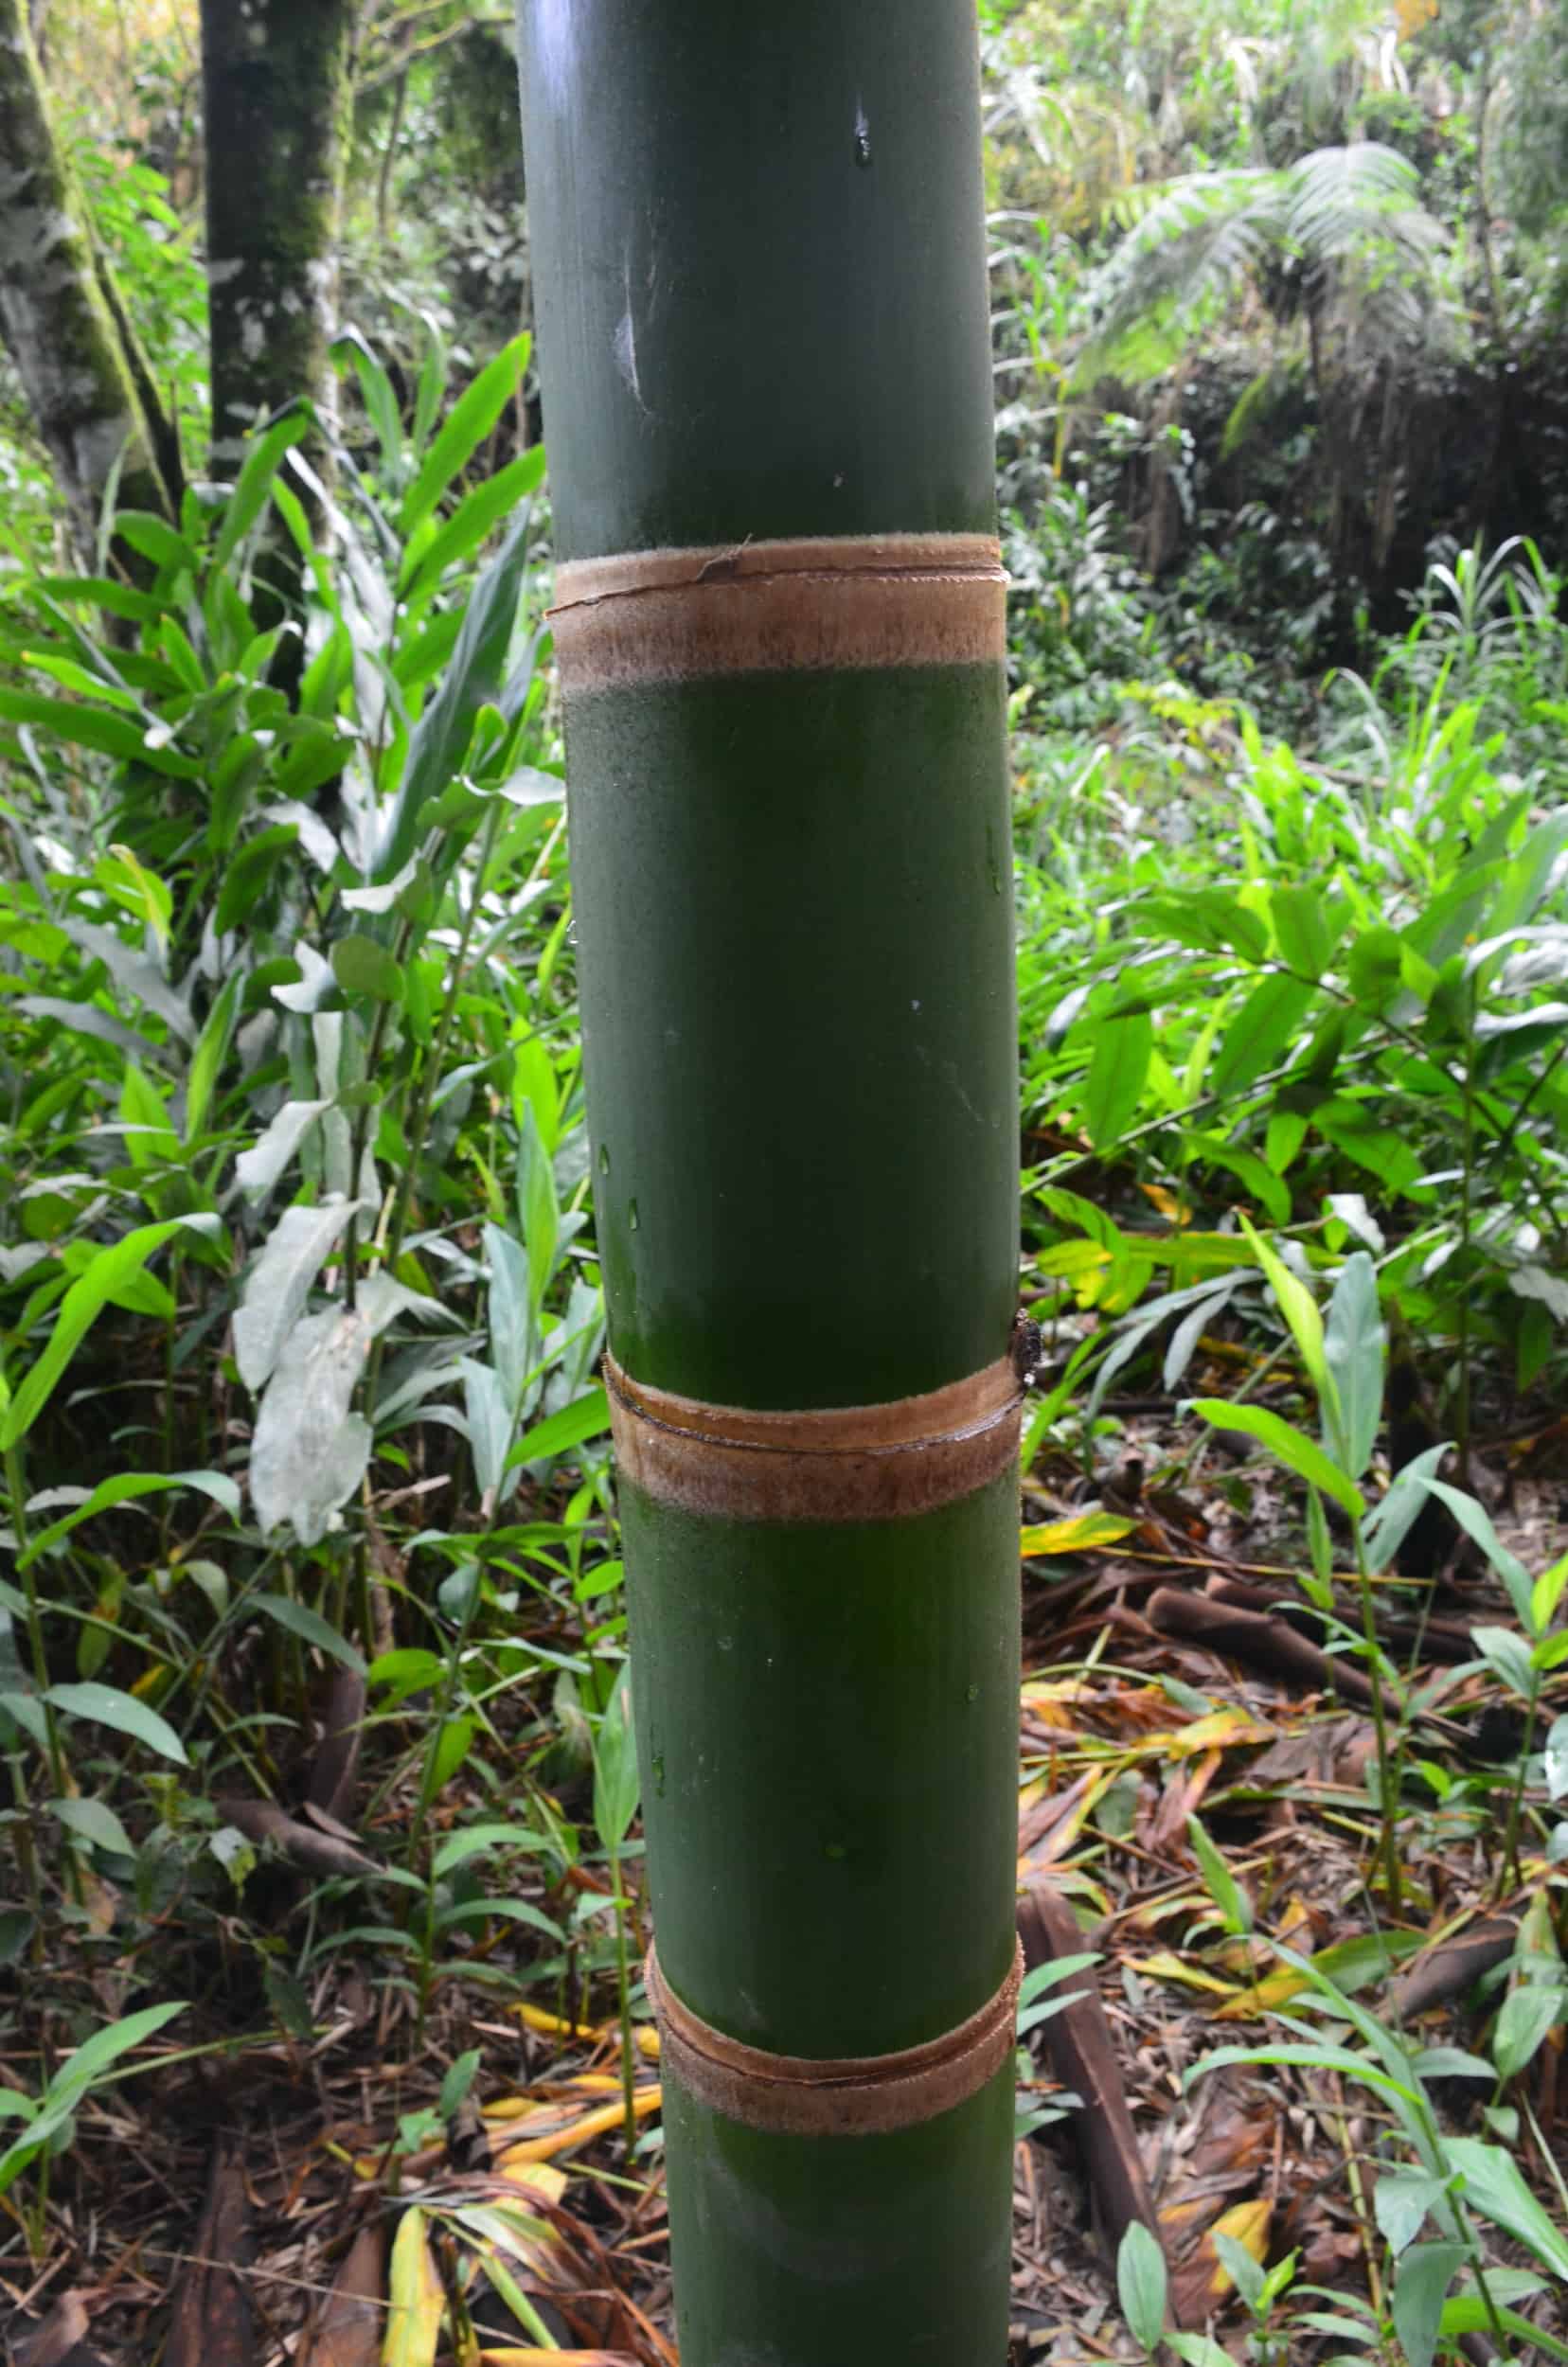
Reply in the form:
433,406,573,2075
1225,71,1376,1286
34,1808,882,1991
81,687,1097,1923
1497,1680,1540,1903
1351,1519,1401,1912
7,1445,67,1801
609,1838,637,2166
1456,1002,1476,1488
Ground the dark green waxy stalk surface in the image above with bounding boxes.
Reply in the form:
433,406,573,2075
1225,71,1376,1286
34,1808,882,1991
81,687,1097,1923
518,5,1020,2358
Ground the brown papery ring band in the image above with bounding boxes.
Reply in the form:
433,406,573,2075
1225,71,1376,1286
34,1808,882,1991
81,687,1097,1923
645,1940,1024,2138
605,1353,1022,1522
548,532,1007,694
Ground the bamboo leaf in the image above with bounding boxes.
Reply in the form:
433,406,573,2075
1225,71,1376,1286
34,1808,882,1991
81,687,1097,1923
0,1218,218,1450
374,512,533,881
1083,1010,1151,1149
44,1682,189,1766
1187,1398,1365,1517
213,413,312,569
1416,1480,1533,1623
383,2204,444,2367
401,333,530,537
254,1593,365,1675
502,1385,611,1476
19,1468,239,1569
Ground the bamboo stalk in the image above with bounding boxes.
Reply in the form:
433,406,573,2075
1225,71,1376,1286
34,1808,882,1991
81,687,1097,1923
518,7,1019,2357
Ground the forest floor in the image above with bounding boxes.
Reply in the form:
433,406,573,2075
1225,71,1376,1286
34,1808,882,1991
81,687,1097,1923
7,1373,1567,2367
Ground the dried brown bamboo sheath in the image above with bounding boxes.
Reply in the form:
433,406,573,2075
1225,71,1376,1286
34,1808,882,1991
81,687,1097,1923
518,5,1020,2358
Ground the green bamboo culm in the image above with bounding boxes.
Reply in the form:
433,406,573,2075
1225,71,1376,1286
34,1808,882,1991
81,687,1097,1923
516,6,1021,2359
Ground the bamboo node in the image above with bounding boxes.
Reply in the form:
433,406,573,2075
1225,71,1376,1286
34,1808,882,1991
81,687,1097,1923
548,533,1008,691
604,1351,1023,1521
645,1940,1024,2137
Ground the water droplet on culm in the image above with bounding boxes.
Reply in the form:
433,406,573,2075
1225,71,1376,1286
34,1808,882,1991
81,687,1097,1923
824,1841,847,1861
628,1199,639,1231
598,1143,610,1175
652,1753,666,1796
966,1682,981,1704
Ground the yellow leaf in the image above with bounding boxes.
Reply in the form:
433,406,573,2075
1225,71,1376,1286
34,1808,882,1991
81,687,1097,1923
1206,2198,1272,2294
495,2083,663,2167
383,2205,444,2367
1138,1707,1272,1759
513,2002,660,2060
1123,1950,1239,1998
1215,1966,1307,2020
1021,1512,1137,1558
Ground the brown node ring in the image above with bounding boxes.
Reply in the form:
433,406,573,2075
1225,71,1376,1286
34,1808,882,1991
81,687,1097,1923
549,532,1007,694
645,1941,1024,2138
604,1352,1022,1522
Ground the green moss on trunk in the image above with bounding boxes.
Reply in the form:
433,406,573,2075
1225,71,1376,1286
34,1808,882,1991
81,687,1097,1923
0,0,174,553
199,0,353,463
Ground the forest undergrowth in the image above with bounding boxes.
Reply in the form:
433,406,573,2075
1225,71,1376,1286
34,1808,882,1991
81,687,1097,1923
4,308,1568,2364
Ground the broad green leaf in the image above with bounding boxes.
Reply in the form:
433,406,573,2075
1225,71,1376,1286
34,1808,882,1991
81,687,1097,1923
44,1682,188,1766
1373,2170,1448,2256
1116,2221,1168,2353
502,1384,612,1475
518,1103,559,1311
1492,1984,1566,2082
1187,1399,1365,1517
249,1308,374,1545
593,1663,640,1852
1443,2138,1568,2277
1273,883,1338,978
0,687,201,775
114,510,192,572
1442,2299,1568,2364
401,332,530,538
19,1468,239,1570
233,1199,364,1393
213,412,312,569
483,1224,535,1407
233,1099,331,1201
402,446,544,596
1392,2243,1467,2367
1470,1623,1535,1700
427,1714,475,1794
1416,1480,1533,1625
1362,1443,1451,1575
1210,973,1314,1098
461,1357,513,1502
254,1593,365,1675
1,1219,218,1450
1238,1215,1332,1407
52,1795,135,1858
431,1823,547,1879
1083,1010,1152,1151
332,933,404,1003
1323,1251,1383,1481
185,970,243,1144
374,511,533,881
46,1999,187,2106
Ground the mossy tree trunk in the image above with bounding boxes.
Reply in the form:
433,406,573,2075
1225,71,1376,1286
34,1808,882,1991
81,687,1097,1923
0,0,176,555
519,5,1021,2361
198,0,353,471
